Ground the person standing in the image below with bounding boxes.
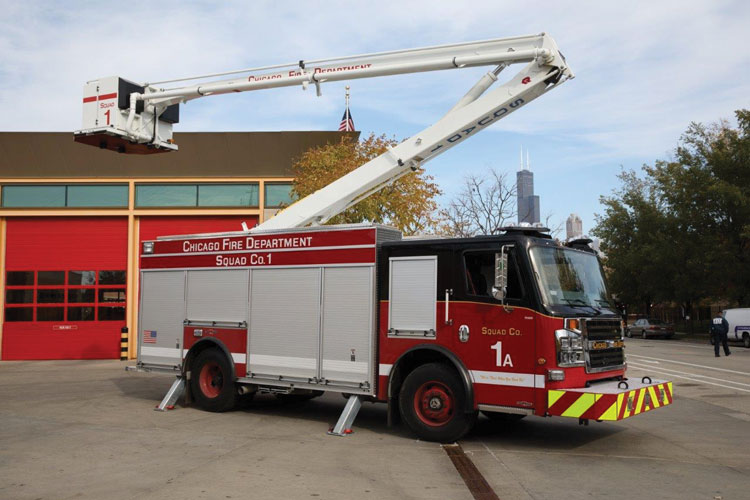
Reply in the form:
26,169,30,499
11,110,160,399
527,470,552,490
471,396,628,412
711,313,731,357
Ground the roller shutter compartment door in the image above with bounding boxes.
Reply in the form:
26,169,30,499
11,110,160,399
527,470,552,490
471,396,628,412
2,217,128,360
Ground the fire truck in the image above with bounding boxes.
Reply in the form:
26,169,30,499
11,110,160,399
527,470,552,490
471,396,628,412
74,34,673,442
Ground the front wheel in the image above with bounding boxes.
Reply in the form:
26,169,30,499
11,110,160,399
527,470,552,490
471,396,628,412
642,330,647,339
626,329,632,338
190,348,237,412
399,363,476,443
743,333,750,349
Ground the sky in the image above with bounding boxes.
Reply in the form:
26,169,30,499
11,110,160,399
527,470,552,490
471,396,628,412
1,0,749,234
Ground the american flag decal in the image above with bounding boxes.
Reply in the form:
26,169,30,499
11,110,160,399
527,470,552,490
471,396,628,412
143,330,157,344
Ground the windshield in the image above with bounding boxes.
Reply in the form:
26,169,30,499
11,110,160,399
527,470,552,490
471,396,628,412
529,246,613,310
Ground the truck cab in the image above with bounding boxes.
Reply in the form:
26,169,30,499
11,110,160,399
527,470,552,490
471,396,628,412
377,227,629,440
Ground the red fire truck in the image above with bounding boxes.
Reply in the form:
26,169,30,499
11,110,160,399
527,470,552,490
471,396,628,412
136,224,671,442
75,34,672,442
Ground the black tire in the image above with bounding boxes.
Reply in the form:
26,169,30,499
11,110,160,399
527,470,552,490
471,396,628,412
743,333,750,349
642,330,647,339
481,411,525,422
190,348,237,412
626,329,632,338
399,363,477,443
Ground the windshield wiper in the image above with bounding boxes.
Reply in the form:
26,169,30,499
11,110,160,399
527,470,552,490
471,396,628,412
560,298,601,316
594,299,614,308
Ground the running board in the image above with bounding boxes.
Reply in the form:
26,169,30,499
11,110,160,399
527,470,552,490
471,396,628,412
155,376,185,411
327,395,362,436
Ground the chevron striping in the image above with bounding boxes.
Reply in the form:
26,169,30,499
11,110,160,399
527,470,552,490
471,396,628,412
648,386,660,409
599,401,618,420
635,388,646,414
561,394,596,418
548,390,566,407
546,381,673,422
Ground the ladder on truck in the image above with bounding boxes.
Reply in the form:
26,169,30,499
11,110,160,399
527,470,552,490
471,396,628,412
80,33,574,435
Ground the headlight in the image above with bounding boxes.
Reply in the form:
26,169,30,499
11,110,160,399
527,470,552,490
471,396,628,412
555,323,585,367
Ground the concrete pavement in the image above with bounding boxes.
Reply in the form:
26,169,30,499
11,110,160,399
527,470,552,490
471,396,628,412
1,339,749,499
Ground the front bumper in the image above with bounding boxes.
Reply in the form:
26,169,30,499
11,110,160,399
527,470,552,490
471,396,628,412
547,379,673,421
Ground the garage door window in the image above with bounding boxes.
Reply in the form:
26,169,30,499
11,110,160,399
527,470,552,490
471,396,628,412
4,270,126,322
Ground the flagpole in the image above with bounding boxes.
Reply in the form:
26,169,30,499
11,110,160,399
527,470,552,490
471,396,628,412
345,85,350,110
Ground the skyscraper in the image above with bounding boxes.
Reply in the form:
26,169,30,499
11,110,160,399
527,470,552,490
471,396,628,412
566,213,583,239
517,149,540,224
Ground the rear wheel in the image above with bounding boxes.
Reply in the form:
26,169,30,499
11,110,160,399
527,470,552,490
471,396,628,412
626,329,632,338
190,348,237,412
743,333,750,349
642,330,647,339
399,363,476,443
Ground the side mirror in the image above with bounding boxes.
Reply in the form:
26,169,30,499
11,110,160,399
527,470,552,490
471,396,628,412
492,246,509,302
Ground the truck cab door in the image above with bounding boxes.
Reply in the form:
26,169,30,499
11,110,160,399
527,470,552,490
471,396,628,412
450,246,538,410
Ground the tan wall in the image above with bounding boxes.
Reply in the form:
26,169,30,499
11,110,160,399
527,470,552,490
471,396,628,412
0,131,357,179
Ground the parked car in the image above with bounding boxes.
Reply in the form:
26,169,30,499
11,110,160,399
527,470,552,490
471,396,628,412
626,318,675,339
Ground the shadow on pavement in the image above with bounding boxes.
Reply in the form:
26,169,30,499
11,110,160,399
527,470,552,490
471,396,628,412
467,414,624,450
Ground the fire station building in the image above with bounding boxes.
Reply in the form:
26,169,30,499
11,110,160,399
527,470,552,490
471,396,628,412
0,131,353,361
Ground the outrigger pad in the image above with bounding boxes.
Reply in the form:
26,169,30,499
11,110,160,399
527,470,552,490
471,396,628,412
547,379,673,421
74,132,174,154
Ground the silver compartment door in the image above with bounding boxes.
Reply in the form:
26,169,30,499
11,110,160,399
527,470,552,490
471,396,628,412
248,268,321,380
139,271,185,367
186,269,249,323
321,266,374,386
388,256,437,336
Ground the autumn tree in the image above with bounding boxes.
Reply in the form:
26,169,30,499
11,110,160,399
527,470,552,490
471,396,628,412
291,134,441,235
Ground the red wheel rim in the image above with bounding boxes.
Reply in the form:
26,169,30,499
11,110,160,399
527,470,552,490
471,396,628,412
413,380,454,427
199,361,223,398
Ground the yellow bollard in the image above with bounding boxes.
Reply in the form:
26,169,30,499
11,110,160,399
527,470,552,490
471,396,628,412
120,327,128,361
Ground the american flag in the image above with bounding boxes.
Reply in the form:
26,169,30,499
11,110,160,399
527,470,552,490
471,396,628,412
338,106,355,132
143,330,157,344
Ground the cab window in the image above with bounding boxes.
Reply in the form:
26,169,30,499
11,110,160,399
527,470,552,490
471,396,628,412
464,250,523,300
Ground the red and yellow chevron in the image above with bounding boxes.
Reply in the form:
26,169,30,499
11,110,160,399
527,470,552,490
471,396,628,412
547,381,673,421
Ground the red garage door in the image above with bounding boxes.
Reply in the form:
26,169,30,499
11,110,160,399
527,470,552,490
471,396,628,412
2,217,128,360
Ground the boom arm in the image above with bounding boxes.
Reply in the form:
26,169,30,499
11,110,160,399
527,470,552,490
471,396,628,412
73,33,573,230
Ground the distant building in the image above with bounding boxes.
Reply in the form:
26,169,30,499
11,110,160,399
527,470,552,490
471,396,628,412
516,149,540,224
566,213,583,239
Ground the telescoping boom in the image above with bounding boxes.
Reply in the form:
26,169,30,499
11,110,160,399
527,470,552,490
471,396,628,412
74,33,573,230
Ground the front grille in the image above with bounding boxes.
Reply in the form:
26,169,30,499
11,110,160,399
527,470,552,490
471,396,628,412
588,348,625,370
585,319,622,340
584,318,624,372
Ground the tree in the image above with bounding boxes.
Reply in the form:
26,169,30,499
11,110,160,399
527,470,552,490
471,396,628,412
648,110,750,305
439,169,516,237
291,134,441,235
593,169,675,315
593,109,750,313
